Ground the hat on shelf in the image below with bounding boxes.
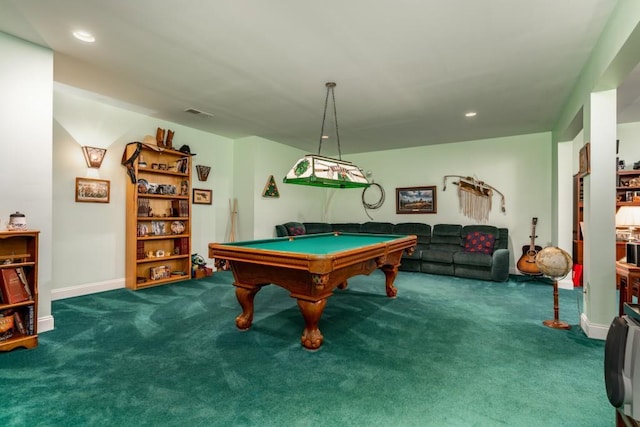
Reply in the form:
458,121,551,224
179,145,196,156
142,135,157,145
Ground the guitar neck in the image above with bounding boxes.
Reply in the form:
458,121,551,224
529,218,538,250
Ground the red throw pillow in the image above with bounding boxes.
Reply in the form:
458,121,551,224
286,224,305,236
464,232,496,254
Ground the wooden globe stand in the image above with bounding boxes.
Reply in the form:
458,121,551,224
543,278,571,330
535,246,573,331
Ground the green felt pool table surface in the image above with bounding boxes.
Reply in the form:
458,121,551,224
223,233,406,255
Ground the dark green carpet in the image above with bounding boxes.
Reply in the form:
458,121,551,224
0,271,612,426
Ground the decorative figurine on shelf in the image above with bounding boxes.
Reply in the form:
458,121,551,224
634,160,640,170
138,154,147,168
7,212,27,231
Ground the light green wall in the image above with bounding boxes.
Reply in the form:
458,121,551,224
52,87,234,294
233,136,325,240
0,33,54,326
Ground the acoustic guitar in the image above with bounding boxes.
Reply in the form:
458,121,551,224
517,217,543,276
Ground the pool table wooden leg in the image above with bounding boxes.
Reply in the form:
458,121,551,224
381,265,399,297
297,298,327,350
234,285,262,330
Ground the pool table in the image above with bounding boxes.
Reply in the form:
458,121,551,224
208,232,416,350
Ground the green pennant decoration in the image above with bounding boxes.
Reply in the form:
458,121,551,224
262,175,280,198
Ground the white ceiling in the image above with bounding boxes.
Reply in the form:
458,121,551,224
0,0,633,155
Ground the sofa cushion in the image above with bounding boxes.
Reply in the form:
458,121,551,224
422,248,456,263
393,223,432,245
453,251,493,268
303,222,333,234
331,223,362,233
463,232,496,254
360,222,394,234
431,224,462,246
275,224,288,237
283,221,306,236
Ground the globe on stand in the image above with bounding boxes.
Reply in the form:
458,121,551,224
535,246,573,330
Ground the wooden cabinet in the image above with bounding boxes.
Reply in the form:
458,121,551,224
573,173,584,266
617,170,640,206
574,170,640,270
125,144,192,290
0,230,39,351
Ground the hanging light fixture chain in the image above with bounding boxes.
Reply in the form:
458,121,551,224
330,84,342,160
317,83,333,155
317,82,341,160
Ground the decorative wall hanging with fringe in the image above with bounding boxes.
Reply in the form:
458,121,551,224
442,175,506,223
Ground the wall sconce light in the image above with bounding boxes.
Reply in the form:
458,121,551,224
82,146,107,168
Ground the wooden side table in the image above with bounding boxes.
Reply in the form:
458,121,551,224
616,261,640,315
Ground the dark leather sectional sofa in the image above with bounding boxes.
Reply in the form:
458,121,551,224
275,221,510,282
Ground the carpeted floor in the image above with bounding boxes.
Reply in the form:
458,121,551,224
0,271,612,426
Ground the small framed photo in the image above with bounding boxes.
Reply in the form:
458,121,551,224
193,188,212,205
579,143,590,175
396,186,437,214
76,177,110,203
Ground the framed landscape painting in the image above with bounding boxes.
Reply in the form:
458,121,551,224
396,186,437,214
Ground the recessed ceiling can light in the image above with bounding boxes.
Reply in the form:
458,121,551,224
73,30,96,43
465,111,477,117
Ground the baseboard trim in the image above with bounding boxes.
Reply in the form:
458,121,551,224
51,278,125,301
38,315,54,333
580,312,608,340
558,277,573,290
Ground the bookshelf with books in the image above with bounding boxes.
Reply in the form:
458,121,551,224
0,230,39,351
124,143,192,290
573,169,640,274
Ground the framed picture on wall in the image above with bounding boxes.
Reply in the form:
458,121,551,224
192,188,212,205
396,186,437,214
579,143,590,175
75,177,110,203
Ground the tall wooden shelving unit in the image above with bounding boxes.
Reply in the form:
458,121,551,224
572,173,584,267
0,230,39,351
125,144,192,290
573,170,640,271
616,170,640,260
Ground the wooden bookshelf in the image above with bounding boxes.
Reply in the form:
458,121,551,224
124,143,192,290
0,230,39,352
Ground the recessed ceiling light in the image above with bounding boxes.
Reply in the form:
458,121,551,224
73,30,95,43
465,111,477,118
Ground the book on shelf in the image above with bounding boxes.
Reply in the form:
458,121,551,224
137,241,145,260
0,268,30,304
173,237,189,255
171,200,189,217
13,311,26,335
25,305,34,335
15,267,32,299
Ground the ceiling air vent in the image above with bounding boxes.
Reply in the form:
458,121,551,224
183,108,214,118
